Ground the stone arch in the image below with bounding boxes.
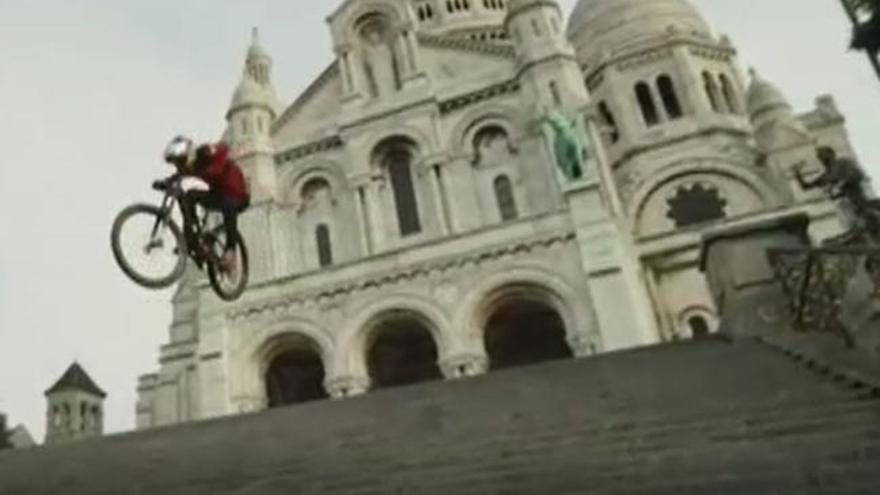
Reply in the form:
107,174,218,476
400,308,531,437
281,161,347,206
676,305,718,339
232,318,336,411
366,127,434,164
628,159,777,236
464,272,582,370
342,2,405,42
370,134,426,236
449,104,521,155
338,295,455,382
458,265,594,359
251,319,336,372
253,324,337,408
257,333,330,408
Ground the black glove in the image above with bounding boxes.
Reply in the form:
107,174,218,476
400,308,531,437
152,179,168,191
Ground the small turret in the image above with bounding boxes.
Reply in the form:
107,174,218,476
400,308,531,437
746,69,804,132
746,69,810,153
505,0,587,109
226,28,279,203
44,362,105,445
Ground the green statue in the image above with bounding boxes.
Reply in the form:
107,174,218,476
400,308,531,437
540,110,591,181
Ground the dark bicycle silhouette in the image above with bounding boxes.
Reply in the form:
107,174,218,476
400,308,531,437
111,176,249,302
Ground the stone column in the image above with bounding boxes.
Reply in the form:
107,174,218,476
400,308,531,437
362,177,387,252
336,45,355,94
426,162,452,235
674,46,714,120
353,179,373,256
339,46,366,106
700,212,809,336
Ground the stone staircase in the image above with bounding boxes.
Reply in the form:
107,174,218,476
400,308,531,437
1,337,879,494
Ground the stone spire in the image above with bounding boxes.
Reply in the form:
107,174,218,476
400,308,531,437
225,27,279,203
227,27,278,120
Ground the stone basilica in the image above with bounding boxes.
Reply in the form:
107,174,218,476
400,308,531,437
135,0,860,428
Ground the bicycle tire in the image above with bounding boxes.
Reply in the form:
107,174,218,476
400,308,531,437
207,232,250,302
111,204,187,289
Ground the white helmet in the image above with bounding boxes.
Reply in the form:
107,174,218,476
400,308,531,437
163,135,195,168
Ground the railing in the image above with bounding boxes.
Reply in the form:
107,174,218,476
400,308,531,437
767,246,880,348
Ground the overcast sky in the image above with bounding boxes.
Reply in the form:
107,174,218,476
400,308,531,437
1,0,878,441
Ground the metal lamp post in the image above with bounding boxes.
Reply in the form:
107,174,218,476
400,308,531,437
841,0,880,82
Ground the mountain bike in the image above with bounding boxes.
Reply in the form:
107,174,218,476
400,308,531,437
110,177,249,302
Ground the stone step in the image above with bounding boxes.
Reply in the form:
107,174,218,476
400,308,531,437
3,338,879,494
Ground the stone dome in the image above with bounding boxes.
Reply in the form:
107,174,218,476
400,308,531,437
228,76,276,117
566,0,711,66
745,70,791,119
745,69,805,134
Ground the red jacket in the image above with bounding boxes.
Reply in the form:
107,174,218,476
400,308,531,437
191,143,249,201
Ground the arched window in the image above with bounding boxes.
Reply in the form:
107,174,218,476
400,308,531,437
315,224,333,267
301,177,331,204
473,125,511,166
531,18,541,36
719,74,739,114
635,82,660,126
703,71,721,113
494,175,518,221
386,148,422,236
657,75,683,120
598,101,620,143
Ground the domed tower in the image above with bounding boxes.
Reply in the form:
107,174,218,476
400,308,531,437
566,0,781,238
44,363,106,445
746,70,816,203
226,28,279,203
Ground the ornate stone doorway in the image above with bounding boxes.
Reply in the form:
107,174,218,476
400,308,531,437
484,297,572,370
367,313,442,389
265,343,328,408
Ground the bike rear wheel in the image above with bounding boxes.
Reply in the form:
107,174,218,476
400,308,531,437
206,229,249,302
111,204,187,289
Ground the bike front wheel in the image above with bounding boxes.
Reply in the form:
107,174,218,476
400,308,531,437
111,204,187,289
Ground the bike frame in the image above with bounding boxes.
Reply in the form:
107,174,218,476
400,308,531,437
148,180,215,265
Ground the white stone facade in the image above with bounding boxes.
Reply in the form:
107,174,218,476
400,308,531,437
136,0,861,428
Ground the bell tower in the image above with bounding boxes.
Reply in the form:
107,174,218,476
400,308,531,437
226,28,279,204
44,362,106,445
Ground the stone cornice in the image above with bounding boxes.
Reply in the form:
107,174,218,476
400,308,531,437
275,135,345,165
227,230,577,321
417,32,516,59
438,78,521,115
583,36,736,82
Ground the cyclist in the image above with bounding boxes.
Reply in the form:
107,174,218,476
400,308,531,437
159,136,250,272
